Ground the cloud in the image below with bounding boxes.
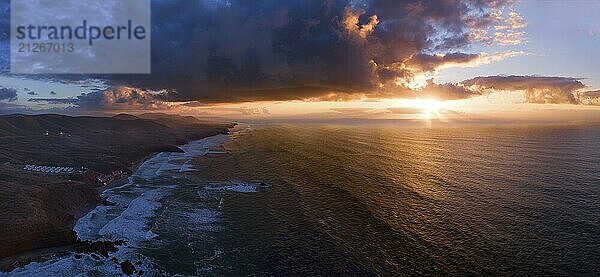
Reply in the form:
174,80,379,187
587,29,600,37
494,10,528,45
28,98,78,105
0,87,18,102
0,102,30,114
461,75,585,104
404,51,526,73
404,75,595,105
577,90,600,105
497,10,528,30
238,106,271,116
27,74,595,115
0,0,518,104
419,79,479,100
75,86,175,110
180,101,207,108
385,107,423,115
188,105,271,116
0,0,551,108
494,31,527,45
330,107,375,115
342,6,379,40
29,86,175,111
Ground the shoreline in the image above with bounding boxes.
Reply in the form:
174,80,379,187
0,153,161,273
0,132,233,273
72,151,157,224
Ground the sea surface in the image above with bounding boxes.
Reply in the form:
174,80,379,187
5,123,600,276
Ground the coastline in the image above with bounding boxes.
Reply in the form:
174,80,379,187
0,152,166,272
72,152,155,225
0,131,232,273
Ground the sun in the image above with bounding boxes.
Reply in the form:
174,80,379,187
401,98,446,120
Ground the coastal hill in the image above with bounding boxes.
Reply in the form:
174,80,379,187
0,114,233,263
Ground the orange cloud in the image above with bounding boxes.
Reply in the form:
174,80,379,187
342,6,379,40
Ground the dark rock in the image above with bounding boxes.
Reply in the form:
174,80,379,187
99,198,116,206
135,260,142,266
74,254,83,259
137,270,145,276
121,260,136,276
65,231,77,244
112,257,119,264
74,239,126,257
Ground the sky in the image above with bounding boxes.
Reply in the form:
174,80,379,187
436,1,600,89
0,0,599,121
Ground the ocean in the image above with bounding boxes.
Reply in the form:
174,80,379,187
5,123,600,276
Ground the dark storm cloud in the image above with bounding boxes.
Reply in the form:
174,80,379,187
0,0,529,104
461,75,586,104
0,87,17,102
99,0,514,103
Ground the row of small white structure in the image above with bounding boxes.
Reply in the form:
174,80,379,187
23,165,78,174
